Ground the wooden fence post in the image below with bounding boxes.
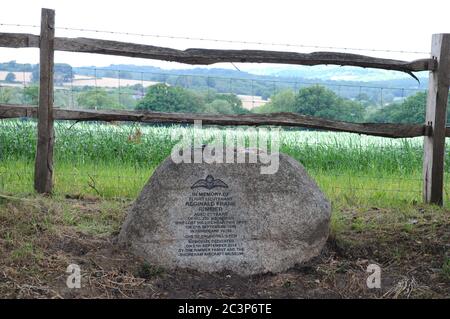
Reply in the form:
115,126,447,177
423,33,450,205
34,8,55,194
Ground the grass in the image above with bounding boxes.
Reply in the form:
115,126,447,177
0,194,447,298
0,159,428,204
1,119,448,298
2,119,449,206
442,258,450,281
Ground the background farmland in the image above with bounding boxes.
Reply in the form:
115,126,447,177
0,61,449,207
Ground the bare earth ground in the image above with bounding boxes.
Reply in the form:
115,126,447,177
0,195,448,299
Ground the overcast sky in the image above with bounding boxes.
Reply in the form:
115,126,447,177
0,0,448,70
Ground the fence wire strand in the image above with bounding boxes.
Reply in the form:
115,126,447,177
0,22,431,55
0,61,448,204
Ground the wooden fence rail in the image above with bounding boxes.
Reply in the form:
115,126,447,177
1,104,443,138
0,8,448,205
0,32,436,79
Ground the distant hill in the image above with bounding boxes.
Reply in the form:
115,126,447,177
244,65,429,82
75,63,428,88
0,60,428,88
0,61,429,104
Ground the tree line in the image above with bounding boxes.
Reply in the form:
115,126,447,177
0,82,446,124
0,60,444,124
251,86,447,124
1,60,426,105
134,84,447,124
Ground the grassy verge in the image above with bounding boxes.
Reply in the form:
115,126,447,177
0,120,449,298
1,159,446,208
0,195,448,298
1,120,448,205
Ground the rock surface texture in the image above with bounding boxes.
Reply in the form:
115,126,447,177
119,147,331,275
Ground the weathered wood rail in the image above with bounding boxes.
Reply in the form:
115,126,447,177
0,8,448,205
1,104,442,138
0,32,436,78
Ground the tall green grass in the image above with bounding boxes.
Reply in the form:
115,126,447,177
0,119,449,205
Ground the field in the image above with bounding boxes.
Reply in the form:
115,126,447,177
2,119,449,203
66,74,160,88
0,119,449,298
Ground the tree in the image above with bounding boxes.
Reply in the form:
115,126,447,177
31,63,74,84
368,91,450,124
117,88,137,109
77,89,121,109
206,77,216,89
355,93,372,107
23,85,39,105
254,90,295,113
136,83,203,113
0,87,13,103
205,93,248,114
54,64,73,84
131,83,144,92
255,85,364,122
204,100,235,114
5,72,16,83
294,85,338,115
293,85,364,122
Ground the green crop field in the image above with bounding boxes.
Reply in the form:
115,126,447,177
1,119,449,207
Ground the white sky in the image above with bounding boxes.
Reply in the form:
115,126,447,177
0,0,448,70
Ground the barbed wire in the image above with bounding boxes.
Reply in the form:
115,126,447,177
0,22,431,55
0,23,39,29
0,16,444,201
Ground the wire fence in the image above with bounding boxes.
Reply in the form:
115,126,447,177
0,23,446,205
0,66,445,204
0,119,448,205
0,22,432,56
0,66,428,112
